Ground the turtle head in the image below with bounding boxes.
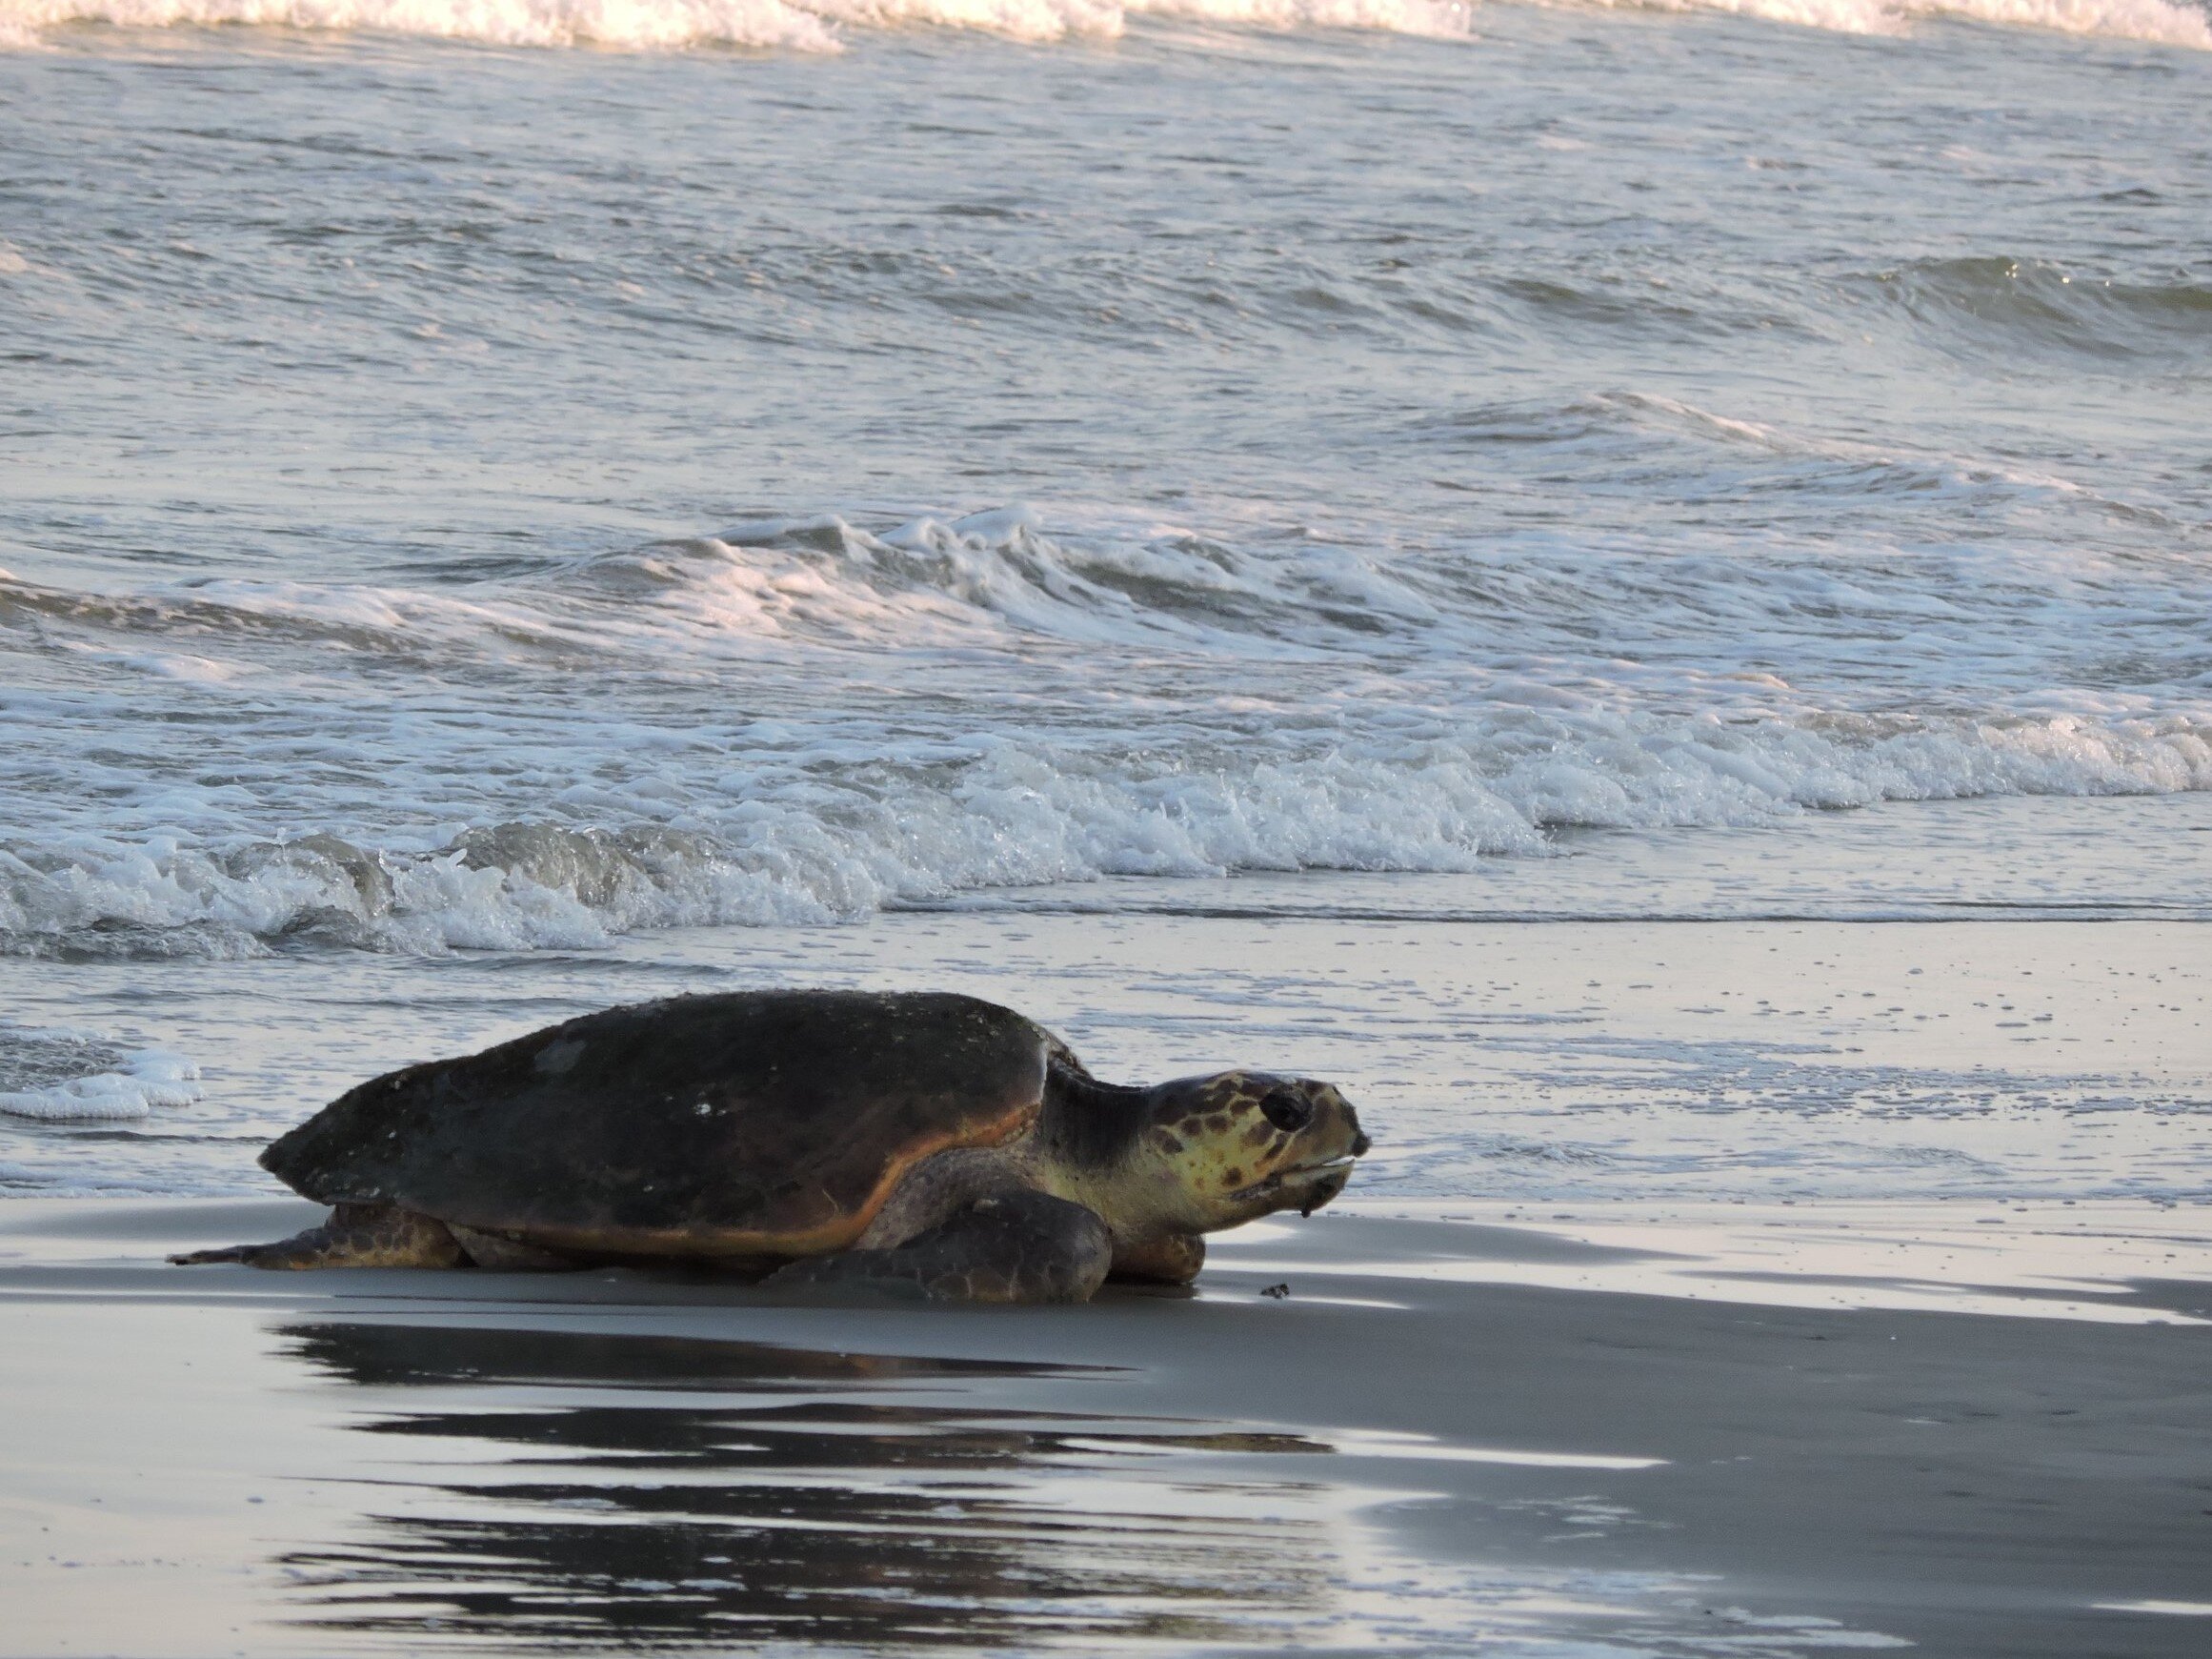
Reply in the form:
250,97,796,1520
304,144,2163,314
1135,1071,1371,1231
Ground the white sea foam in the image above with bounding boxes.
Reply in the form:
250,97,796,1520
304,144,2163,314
4,487,2209,958
0,0,1465,49
2,709,2204,955
1595,0,2212,49
1128,0,1472,34
0,1029,203,1121
0,0,845,51
4,0,2202,50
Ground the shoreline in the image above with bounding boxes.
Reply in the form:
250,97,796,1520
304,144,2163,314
8,903,2209,1206
5,1197,2208,1656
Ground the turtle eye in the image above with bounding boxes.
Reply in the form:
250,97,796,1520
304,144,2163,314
1259,1088,1313,1132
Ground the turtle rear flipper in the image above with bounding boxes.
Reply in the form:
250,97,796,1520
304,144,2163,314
765,1190,1111,1305
170,1203,465,1269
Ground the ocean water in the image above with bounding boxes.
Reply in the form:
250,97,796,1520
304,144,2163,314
2,6,2207,1201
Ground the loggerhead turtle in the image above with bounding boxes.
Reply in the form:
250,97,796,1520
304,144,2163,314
171,989,1370,1303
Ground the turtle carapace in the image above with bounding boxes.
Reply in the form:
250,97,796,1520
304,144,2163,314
172,990,1372,1303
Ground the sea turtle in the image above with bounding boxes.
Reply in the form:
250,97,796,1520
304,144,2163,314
172,989,1370,1303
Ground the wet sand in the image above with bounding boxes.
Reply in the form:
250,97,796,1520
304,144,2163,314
4,1197,2209,1658
6,845,2209,1655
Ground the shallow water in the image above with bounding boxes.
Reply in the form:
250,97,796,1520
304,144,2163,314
2,9,2208,1203
4,825,2208,1201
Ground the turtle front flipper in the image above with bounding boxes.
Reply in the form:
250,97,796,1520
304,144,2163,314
170,1204,466,1269
1109,1231,1204,1285
765,1190,1111,1305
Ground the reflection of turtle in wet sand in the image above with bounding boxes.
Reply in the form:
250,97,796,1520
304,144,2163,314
173,990,1371,1303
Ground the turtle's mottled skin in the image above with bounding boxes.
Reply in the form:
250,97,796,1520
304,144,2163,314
173,990,1371,1303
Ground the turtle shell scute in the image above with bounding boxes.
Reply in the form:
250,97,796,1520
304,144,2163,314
261,990,1057,1256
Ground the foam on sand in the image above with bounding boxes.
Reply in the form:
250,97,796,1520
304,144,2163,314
0,1026,203,1121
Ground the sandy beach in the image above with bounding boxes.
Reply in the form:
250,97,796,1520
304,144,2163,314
8,827,2212,1654
6,819,2211,1655
5,1194,2209,1658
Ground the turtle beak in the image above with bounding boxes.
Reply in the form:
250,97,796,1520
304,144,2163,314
1330,1087,1371,1164
1226,1155,1357,1214
1233,1120,1368,1216
1218,1079,1369,1221
1343,1093,1371,1160
1295,1091,1368,1214
1296,1158,1356,1217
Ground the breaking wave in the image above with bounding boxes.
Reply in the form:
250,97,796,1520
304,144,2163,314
1590,0,2210,51
5,713,2206,958
6,495,2208,958
0,0,1466,52
1858,257,2212,361
2,0,2204,51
